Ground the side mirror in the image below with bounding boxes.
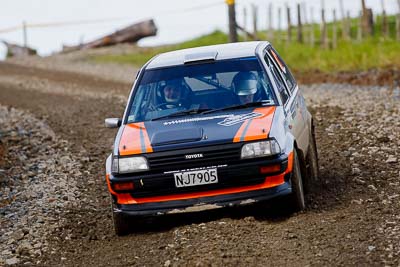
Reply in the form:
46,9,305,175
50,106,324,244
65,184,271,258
105,118,122,128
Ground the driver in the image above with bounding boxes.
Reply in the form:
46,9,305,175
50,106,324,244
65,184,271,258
232,72,259,104
164,80,182,105
160,79,192,109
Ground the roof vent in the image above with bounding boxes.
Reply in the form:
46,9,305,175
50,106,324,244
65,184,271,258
183,51,218,64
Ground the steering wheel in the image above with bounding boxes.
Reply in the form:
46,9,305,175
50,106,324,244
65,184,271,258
153,103,177,110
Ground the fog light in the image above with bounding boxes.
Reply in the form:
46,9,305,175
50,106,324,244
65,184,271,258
260,164,281,174
113,182,134,191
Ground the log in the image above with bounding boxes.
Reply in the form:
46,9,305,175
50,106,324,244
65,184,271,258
63,19,157,51
1,40,37,58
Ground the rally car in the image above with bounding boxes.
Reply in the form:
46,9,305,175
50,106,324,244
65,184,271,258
105,41,319,235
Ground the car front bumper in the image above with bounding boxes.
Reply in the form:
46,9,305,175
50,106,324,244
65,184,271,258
113,182,291,216
107,152,294,216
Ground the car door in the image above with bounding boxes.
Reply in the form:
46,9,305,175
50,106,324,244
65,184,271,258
265,47,309,153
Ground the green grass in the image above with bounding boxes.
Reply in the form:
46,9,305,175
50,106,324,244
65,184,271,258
93,30,228,66
272,39,400,72
92,15,400,73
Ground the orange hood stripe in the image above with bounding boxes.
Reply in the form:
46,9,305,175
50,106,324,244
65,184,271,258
119,123,153,156
233,106,276,143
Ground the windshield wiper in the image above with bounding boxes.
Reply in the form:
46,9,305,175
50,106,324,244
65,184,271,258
202,101,273,115
151,108,211,121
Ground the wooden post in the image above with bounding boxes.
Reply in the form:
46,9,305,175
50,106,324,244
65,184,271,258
361,0,367,37
361,0,374,36
252,4,258,39
397,14,400,41
302,2,309,44
357,11,363,41
278,7,282,43
310,7,315,47
297,3,303,43
286,5,292,44
226,0,238,43
333,9,338,49
267,3,274,41
381,0,389,38
320,1,328,49
243,7,248,41
339,0,347,39
346,11,351,40
22,21,27,50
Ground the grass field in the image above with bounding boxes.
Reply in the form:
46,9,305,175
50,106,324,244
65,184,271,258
93,15,400,73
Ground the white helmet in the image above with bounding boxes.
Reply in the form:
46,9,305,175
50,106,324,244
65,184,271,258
232,72,258,96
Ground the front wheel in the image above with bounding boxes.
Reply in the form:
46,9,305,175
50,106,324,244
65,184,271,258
110,198,131,236
287,150,306,212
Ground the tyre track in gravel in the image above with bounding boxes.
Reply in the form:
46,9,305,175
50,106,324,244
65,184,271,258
1,61,399,266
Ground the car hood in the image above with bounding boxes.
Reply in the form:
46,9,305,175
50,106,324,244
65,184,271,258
118,106,276,155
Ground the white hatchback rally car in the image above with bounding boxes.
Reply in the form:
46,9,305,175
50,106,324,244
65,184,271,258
105,41,319,235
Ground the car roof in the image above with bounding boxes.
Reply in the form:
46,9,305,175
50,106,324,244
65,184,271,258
146,41,269,69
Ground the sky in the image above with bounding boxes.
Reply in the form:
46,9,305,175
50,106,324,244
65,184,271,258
0,0,399,59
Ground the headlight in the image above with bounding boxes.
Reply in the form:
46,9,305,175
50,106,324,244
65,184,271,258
112,156,149,174
241,140,281,159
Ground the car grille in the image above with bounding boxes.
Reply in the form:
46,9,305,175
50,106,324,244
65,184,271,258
145,143,242,173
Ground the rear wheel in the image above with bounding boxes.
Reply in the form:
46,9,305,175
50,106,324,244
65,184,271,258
288,150,306,212
110,198,131,236
306,127,319,186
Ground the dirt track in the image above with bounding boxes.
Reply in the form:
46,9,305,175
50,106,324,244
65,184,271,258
0,61,399,266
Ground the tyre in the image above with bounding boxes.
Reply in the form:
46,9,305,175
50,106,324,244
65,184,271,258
110,198,131,236
288,150,306,212
306,127,319,186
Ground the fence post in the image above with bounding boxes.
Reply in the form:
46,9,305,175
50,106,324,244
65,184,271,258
397,14,400,41
357,11,363,41
252,4,258,39
345,11,351,40
22,21,28,50
286,5,292,44
361,0,374,36
339,0,346,39
381,0,389,38
278,7,282,43
310,7,315,47
297,3,303,43
302,2,309,44
267,3,274,41
333,9,338,49
226,0,238,43
320,2,328,49
243,7,247,41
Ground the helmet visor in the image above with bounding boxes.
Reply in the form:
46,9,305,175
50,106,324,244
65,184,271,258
235,79,258,96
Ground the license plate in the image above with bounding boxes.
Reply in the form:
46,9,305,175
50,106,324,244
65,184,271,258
174,168,218,188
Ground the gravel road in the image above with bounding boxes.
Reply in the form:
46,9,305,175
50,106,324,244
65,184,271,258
0,60,399,266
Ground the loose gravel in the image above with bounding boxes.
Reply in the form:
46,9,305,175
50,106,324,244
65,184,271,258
0,105,84,266
0,59,399,266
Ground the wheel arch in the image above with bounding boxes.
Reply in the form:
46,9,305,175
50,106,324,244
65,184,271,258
293,141,307,185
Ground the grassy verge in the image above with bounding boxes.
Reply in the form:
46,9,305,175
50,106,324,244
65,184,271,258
92,15,400,73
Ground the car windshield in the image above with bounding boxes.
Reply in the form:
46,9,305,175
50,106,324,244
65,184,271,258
126,57,276,123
